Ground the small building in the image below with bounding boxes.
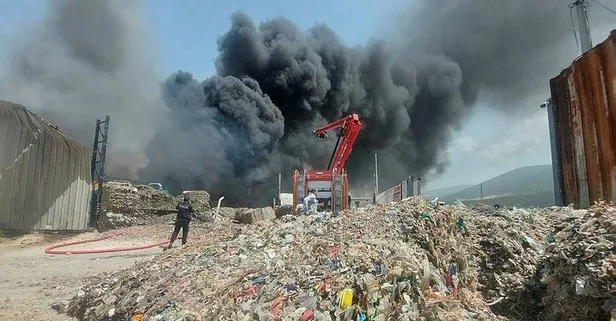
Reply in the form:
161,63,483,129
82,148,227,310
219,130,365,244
0,100,92,231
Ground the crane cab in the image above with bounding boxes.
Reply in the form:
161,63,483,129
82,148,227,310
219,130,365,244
292,169,349,214
291,113,361,214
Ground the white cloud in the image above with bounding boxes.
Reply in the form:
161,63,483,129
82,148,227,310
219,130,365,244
454,136,479,153
426,109,553,190
477,110,550,161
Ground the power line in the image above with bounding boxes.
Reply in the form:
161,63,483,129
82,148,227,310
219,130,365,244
590,0,616,16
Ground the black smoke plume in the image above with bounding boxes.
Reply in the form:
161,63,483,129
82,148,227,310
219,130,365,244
401,0,616,107
141,0,615,204
139,12,465,204
3,1,614,206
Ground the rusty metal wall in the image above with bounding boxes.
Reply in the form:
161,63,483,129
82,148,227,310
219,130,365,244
549,30,616,209
0,101,92,231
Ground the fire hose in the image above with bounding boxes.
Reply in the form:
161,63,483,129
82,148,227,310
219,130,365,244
44,227,195,255
45,195,224,255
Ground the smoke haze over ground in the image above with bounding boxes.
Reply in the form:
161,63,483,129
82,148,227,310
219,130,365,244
1,0,614,205
0,0,163,178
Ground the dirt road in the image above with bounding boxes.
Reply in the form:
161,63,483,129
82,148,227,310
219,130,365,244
0,227,169,321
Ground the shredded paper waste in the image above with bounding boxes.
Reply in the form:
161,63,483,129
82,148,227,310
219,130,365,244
99,181,211,230
66,195,615,321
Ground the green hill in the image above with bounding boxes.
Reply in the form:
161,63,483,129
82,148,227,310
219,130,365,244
441,165,555,207
423,185,473,199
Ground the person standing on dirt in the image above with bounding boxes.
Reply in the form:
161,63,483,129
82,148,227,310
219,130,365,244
167,195,194,249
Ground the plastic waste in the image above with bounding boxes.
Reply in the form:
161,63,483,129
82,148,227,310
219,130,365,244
299,296,318,310
299,309,314,321
131,314,144,321
575,276,588,295
65,196,615,321
338,288,354,309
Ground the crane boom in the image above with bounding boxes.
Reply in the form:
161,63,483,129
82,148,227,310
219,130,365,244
312,113,363,173
291,114,363,213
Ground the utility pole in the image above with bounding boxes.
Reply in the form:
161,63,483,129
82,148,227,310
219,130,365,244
372,174,376,204
480,183,484,200
573,0,593,52
277,172,282,206
374,153,379,199
416,177,421,196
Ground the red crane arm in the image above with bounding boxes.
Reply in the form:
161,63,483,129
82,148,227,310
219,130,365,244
312,113,363,172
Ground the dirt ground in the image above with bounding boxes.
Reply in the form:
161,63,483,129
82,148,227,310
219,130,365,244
0,226,172,321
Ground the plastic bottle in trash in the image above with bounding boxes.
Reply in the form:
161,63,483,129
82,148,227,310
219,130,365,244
338,288,354,309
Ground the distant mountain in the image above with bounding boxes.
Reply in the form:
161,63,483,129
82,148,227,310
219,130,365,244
423,185,474,199
441,165,555,207
455,191,556,208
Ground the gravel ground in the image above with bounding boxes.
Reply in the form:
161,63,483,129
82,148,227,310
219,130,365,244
0,227,170,321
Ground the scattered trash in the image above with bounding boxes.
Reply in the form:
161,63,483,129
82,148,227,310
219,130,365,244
63,197,615,321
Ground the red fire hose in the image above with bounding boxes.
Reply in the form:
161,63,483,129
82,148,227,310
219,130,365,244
44,227,194,255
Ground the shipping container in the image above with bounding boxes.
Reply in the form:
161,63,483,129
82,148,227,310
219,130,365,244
548,30,616,208
0,100,92,231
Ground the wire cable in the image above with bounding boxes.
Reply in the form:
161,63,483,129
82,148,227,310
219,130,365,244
590,0,616,16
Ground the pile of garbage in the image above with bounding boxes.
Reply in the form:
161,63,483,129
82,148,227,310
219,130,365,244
102,181,177,213
538,202,616,320
66,198,615,321
180,190,211,213
99,181,210,230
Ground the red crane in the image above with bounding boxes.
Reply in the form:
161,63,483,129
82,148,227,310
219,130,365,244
292,113,363,213
312,113,363,174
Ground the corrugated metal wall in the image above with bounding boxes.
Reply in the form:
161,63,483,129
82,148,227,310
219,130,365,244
549,30,616,209
0,101,92,231
376,181,407,204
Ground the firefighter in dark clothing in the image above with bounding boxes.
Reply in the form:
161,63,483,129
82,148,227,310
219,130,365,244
167,195,194,249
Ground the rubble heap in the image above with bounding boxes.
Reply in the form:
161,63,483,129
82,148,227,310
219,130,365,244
66,198,615,321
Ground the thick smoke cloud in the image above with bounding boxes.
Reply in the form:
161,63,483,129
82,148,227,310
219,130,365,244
402,0,616,107
138,72,286,201
140,12,465,204
141,1,615,204
0,0,164,177
3,1,614,205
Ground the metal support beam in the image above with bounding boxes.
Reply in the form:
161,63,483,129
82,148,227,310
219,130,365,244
542,98,564,206
89,115,110,229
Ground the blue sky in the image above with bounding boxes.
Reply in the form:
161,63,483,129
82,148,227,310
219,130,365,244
0,0,404,77
0,0,556,190
145,0,405,77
